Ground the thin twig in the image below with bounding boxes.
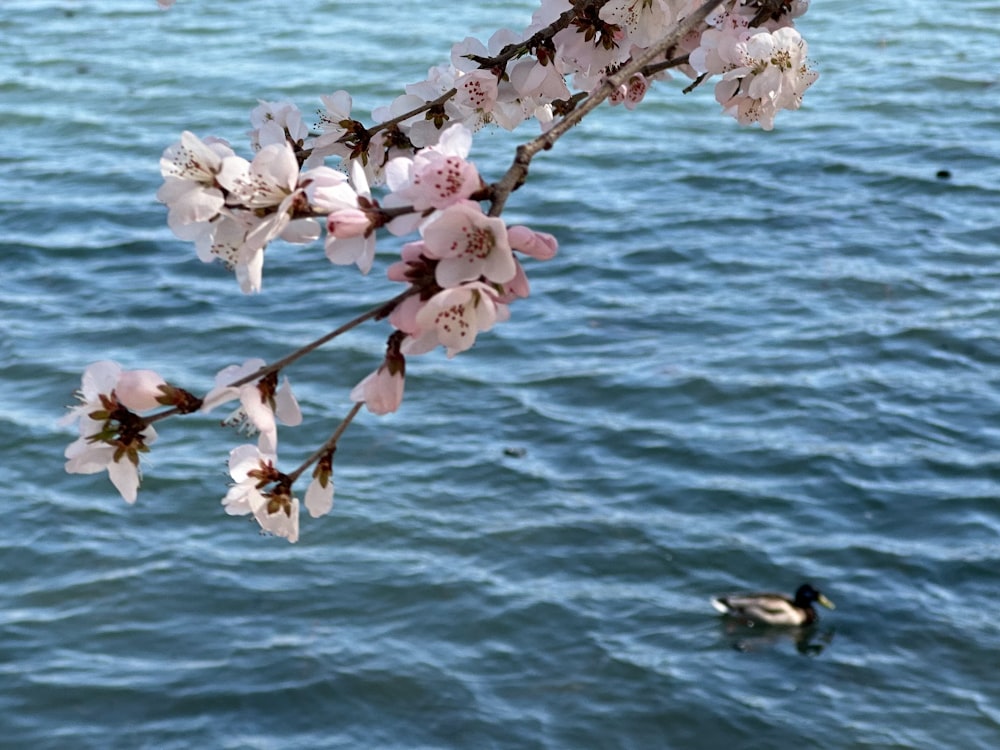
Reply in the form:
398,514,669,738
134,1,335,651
227,286,418,390
286,401,363,484
465,0,611,70
356,87,457,143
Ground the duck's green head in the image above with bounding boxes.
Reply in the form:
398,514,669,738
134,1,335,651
796,583,835,610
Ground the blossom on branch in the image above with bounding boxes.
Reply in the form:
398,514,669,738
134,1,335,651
312,160,378,274
61,360,161,503
508,225,559,261
405,282,509,358
202,359,302,454
385,123,481,213
223,444,300,543
248,99,309,152
304,450,335,519
690,7,817,130
306,90,355,166
351,332,406,416
421,200,515,288
157,131,234,242
120,0,820,540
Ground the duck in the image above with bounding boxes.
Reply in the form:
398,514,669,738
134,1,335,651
711,583,835,626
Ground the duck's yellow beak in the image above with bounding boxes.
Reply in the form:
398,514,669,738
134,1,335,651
818,594,835,610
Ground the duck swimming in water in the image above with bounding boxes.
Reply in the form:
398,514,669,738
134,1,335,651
711,583,835,626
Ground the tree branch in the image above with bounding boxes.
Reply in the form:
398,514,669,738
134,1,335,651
488,0,729,217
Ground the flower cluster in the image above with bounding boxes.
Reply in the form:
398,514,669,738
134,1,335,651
64,0,818,542
159,119,559,388
689,2,817,130
62,361,194,503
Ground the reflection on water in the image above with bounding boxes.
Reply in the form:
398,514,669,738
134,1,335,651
717,620,837,657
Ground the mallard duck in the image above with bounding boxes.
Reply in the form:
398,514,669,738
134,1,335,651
711,583,835,626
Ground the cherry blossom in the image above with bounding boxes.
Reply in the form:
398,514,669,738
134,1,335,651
305,90,355,166
507,225,559,261
350,365,405,415
421,200,515,288
64,427,156,505
506,56,571,126
450,29,520,75
60,360,124,427
688,6,817,130
223,444,300,543
385,123,481,214
115,369,169,412
61,360,159,504
315,160,378,274
304,474,335,519
363,95,431,183
454,69,500,124
120,0,820,539
404,282,509,358
248,99,309,151
494,260,532,305
716,26,817,130
304,451,335,518
204,143,329,292
350,333,406,415
157,131,234,242
202,359,302,454
600,0,677,50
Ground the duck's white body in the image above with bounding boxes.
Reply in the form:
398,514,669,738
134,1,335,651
711,584,834,626
711,593,813,626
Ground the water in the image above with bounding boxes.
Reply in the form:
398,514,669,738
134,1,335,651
2,1,999,747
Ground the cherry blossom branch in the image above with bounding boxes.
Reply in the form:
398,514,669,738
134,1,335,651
64,0,821,540
488,0,730,217
643,53,691,79
227,286,419,390
297,88,459,165
362,87,457,140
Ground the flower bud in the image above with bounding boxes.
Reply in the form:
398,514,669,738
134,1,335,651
327,208,370,239
508,225,558,260
115,369,168,412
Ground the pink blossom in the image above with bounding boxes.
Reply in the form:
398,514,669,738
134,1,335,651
157,131,234,240
405,282,508,358
217,142,298,209
115,369,168,412
388,294,425,336
200,142,324,293
421,200,515,287
319,160,377,274
494,260,531,304
455,69,499,115
65,431,155,505
350,364,405,415
600,0,676,49
305,90,354,166
385,124,481,212
386,240,430,283
248,100,308,151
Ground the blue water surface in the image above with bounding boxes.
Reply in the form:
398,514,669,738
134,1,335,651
2,1,999,748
